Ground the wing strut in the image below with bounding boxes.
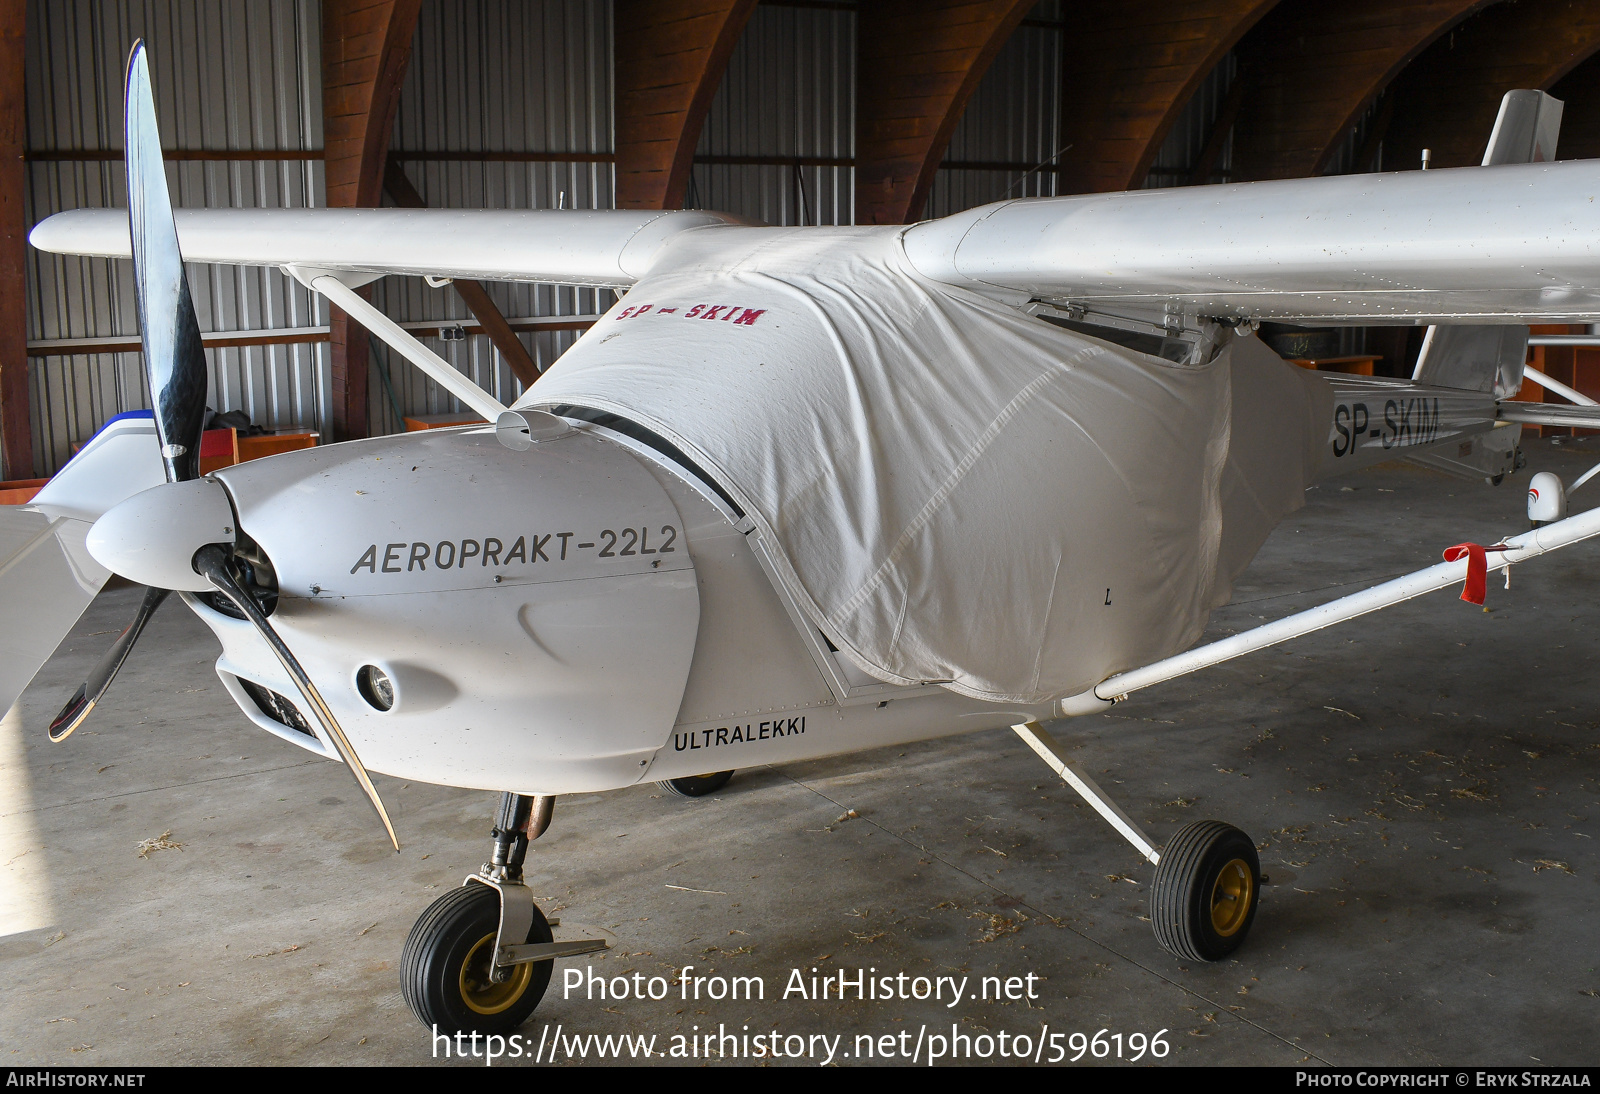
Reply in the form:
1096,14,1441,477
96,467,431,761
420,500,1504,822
288,266,510,425
1012,722,1161,863
1059,498,1600,716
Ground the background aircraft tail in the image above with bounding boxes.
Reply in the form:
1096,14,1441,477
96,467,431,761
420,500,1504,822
1408,90,1562,482
1412,89,1563,399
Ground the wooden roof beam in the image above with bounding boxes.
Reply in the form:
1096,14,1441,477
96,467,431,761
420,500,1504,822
614,0,759,210
1230,0,1492,181
322,0,423,442
1550,49,1600,159
1055,0,1279,195
855,0,1035,225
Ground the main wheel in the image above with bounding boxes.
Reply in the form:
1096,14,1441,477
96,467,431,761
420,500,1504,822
658,770,734,798
401,882,553,1035
1149,820,1260,962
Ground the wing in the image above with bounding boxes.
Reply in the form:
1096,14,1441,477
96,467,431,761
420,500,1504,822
902,159,1600,324
33,156,1600,324
29,207,749,289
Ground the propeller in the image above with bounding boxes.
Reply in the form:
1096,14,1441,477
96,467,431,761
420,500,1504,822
47,586,169,742
44,40,202,744
48,42,398,850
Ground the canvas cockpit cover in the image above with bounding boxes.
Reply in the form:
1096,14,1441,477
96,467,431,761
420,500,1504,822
524,226,1315,703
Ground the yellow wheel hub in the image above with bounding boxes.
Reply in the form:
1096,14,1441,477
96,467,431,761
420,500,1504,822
1209,858,1254,937
458,931,534,1015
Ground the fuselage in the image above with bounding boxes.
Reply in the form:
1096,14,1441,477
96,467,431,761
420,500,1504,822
193,418,1056,795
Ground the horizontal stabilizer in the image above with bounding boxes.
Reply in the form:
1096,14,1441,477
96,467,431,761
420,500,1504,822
1497,402,1600,430
30,207,749,288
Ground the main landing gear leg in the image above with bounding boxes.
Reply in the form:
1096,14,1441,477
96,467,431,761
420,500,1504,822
400,792,608,1034
1012,722,1261,963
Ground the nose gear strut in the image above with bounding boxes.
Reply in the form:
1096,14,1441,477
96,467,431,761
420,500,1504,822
468,793,608,983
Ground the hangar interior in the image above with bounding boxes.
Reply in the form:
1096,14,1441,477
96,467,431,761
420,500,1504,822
14,0,1600,483
4,0,1600,1068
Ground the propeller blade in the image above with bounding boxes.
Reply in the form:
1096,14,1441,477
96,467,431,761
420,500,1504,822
124,40,208,484
48,585,170,743
51,43,213,743
193,545,400,851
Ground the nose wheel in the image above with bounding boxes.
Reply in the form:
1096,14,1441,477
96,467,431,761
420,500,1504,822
401,792,608,1035
401,881,554,1034
659,770,734,797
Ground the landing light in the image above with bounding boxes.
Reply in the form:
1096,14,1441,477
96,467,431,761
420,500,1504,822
357,665,395,712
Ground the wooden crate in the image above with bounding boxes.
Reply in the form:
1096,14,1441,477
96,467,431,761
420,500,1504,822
0,477,49,505
404,412,486,431
1511,325,1600,437
1289,354,1381,376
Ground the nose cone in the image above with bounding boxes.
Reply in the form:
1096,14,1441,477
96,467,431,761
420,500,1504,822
86,478,235,591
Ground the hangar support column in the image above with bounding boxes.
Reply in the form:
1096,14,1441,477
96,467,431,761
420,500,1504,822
322,0,423,442
1229,0,1493,181
0,0,29,480
613,0,759,210
854,0,1035,225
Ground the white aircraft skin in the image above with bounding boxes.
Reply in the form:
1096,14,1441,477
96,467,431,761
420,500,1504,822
10,62,1600,1029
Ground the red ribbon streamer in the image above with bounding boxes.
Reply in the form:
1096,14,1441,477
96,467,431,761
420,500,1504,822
1442,542,1513,605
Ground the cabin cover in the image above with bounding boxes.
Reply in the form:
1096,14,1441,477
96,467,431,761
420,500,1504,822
524,226,1319,703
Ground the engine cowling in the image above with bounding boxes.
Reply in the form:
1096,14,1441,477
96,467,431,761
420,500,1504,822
199,423,700,793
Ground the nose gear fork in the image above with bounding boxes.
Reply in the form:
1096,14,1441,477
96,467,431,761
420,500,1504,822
464,793,607,984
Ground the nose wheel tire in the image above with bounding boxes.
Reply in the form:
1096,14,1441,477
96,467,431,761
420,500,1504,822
401,882,553,1035
659,770,734,798
1149,820,1260,962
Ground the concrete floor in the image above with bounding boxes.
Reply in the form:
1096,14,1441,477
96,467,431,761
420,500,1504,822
3,438,1599,1067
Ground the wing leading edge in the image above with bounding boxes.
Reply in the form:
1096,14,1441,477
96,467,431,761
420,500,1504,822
29,207,750,289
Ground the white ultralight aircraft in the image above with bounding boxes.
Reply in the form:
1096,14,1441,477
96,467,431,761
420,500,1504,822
10,45,1600,1033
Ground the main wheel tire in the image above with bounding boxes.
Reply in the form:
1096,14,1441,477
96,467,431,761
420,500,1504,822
658,770,734,798
401,883,553,1035
1149,820,1260,963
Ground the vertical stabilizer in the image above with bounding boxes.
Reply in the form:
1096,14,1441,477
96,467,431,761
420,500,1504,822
1405,90,1562,482
1413,90,1564,400
1482,89,1562,166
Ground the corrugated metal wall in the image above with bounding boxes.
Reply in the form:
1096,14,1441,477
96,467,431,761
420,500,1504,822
692,1,1064,227
690,3,854,226
928,2,1064,219
24,0,325,474
22,0,1236,476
